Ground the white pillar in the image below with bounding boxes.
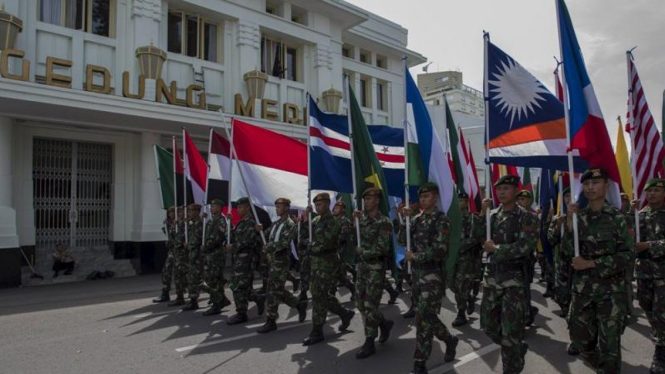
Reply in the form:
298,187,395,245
0,117,19,248
132,132,165,242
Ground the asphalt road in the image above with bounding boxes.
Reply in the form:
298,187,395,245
0,274,653,374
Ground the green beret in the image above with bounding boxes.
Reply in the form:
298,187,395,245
458,191,469,199
236,197,250,206
187,203,202,210
334,200,346,209
516,190,533,200
210,199,225,206
167,206,176,213
362,187,382,198
418,182,439,195
580,168,608,183
494,174,520,187
644,178,665,191
313,192,330,203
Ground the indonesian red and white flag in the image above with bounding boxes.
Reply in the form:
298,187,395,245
627,56,664,205
208,130,231,203
231,119,309,209
183,129,208,206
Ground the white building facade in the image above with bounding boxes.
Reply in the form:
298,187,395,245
0,0,425,287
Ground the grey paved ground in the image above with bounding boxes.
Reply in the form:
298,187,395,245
0,274,653,374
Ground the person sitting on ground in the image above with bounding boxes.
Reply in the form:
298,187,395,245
52,243,78,278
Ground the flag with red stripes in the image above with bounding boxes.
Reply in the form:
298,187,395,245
627,55,664,205
183,129,208,206
460,130,481,213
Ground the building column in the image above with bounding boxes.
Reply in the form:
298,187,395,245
132,132,165,242
0,117,18,249
236,19,262,119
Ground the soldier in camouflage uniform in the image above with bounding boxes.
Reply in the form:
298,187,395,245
452,192,483,327
296,219,311,302
256,198,308,333
548,187,573,319
154,207,178,303
516,189,541,326
399,182,459,374
564,168,634,373
167,207,189,306
301,193,355,346
474,175,537,374
226,197,266,325
182,204,204,311
352,188,395,359
631,178,665,373
200,199,232,316
332,200,357,300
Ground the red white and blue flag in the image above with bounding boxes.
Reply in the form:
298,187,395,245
485,39,584,171
557,0,621,207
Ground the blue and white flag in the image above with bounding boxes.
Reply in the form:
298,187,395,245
308,96,354,193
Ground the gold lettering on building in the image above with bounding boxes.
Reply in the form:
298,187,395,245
0,50,30,81
283,103,301,124
156,78,177,105
45,57,73,88
262,99,279,122
85,65,112,94
122,72,146,99
186,84,206,109
234,94,255,117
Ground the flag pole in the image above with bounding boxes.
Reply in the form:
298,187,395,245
202,127,213,245
402,56,411,274
219,111,233,244
555,0,580,258
172,137,178,233
483,31,492,243
558,172,564,239
306,93,313,244
344,74,361,248
220,115,266,245
626,50,641,242
182,129,188,244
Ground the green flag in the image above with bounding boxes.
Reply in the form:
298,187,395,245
154,145,175,209
348,84,391,216
522,167,532,191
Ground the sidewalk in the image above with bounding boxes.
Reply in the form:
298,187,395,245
0,274,163,316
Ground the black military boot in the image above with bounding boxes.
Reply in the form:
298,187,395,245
181,298,199,311
412,361,428,374
543,284,554,298
338,309,355,332
298,290,309,302
395,281,404,294
226,313,248,325
259,279,268,295
302,325,325,346
378,318,394,343
297,300,308,323
355,338,376,359
526,305,539,326
255,294,266,316
403,306,416,319
153,292,170,303
257,319,278,334
291,277,300,293
452,310,468,327
167,295,185,307
467,296,476,315
387,286,399,305
651,346,665,374
202,305,222,316
443,335,459,362
220,297,232,310
567,343,580,356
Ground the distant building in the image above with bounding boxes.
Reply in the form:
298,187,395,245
418,71,486,187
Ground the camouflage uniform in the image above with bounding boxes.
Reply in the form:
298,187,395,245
356,211,393,339
202,213,230,309
336,215,356,296
563,203,634,373
186,217,204,301
548,215,573,315
172,220,189,298
264,216,301,321
297,220,311,299
301,209,354,342
635,204,665,372
474,205,538,374
453,211,483,317
159,219,177,296
230,212,264,315
399,207,458,366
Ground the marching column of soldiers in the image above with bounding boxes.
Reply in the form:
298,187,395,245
152,167,664,374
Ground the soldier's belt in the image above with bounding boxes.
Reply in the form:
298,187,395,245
414,261,442,272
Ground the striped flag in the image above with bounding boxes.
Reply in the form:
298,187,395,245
446,99,470,197
626,54,664,205
183,129,208,206
465,139,482,213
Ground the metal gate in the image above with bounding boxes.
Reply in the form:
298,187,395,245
33,138,113,249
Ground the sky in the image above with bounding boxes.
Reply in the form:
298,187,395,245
348,0,665,147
